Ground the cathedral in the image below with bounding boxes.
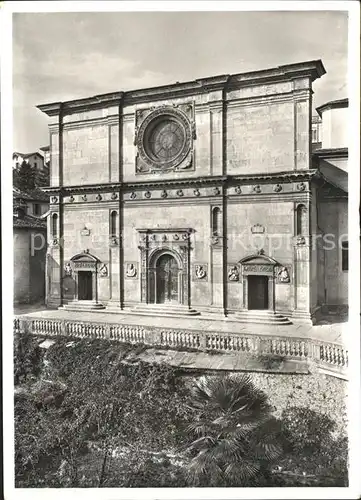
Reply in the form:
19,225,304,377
38,59,348,324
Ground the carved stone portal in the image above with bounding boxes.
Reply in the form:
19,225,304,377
137,228,193,306
239,253,288,311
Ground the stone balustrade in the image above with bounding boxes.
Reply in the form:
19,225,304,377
13,315,348,378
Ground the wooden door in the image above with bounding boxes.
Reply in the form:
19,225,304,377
248,275,269,310
78,271,93,300
156,254,179,304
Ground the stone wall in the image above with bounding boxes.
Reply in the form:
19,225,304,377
318,198,348,305
14,231,30,303
14,229,46,304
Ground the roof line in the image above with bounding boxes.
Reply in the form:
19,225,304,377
37,59,326,116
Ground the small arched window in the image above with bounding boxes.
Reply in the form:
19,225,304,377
52,213,58,237
110,211,117,237
212,207,222,236
296,204,307,236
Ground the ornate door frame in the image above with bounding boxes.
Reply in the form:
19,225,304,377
149,250,183,304
137,228,193,306
239,254,280,312
68,251,101,304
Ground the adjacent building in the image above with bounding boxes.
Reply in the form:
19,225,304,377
37,59,348,323
13,196,47,304
13,151,45,171
13,187,49,217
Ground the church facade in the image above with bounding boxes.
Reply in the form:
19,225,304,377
38,59,348,324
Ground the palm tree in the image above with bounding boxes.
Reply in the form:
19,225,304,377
183,374,283,487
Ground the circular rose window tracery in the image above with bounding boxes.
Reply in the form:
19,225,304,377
136,107,192,171
145,119,186,162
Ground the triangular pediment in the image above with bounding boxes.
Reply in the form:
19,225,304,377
70,251,100,263
239,254,279,266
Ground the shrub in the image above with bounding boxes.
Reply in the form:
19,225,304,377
14,331,42,385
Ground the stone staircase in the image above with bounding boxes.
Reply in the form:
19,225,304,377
234,310,292,325
61,300,106,312
130,303,201,318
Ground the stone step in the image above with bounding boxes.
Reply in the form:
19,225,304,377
131,304,201,318
61,301,106,312
235,310,292,325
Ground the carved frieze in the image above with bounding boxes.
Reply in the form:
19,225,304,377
243,264,274,273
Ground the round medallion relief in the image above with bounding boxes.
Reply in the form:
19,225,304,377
136,107,192,171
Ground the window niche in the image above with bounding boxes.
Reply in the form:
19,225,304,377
341,241,348,271
51,213,59,246
211,206,222,246
295,204,308,245
109,210,118,246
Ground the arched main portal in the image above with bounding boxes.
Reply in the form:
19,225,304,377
148,250,183,304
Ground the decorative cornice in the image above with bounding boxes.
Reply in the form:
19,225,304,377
312,147,348,160
42,170,322,196
37,60,326,117
41,183,122,195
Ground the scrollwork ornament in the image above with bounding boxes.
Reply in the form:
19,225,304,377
130,192,137,200
253,185,261,194
234,186,242,194
96,194,102,201
111,192,118,200
274,184,282,193
82,194,87,202
144,191,151,199
69,195,75,203
297,182,306,192
193,188,200,197
176,189,184,197
160,190,168,199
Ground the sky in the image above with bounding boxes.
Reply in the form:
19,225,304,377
13,9,348,153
